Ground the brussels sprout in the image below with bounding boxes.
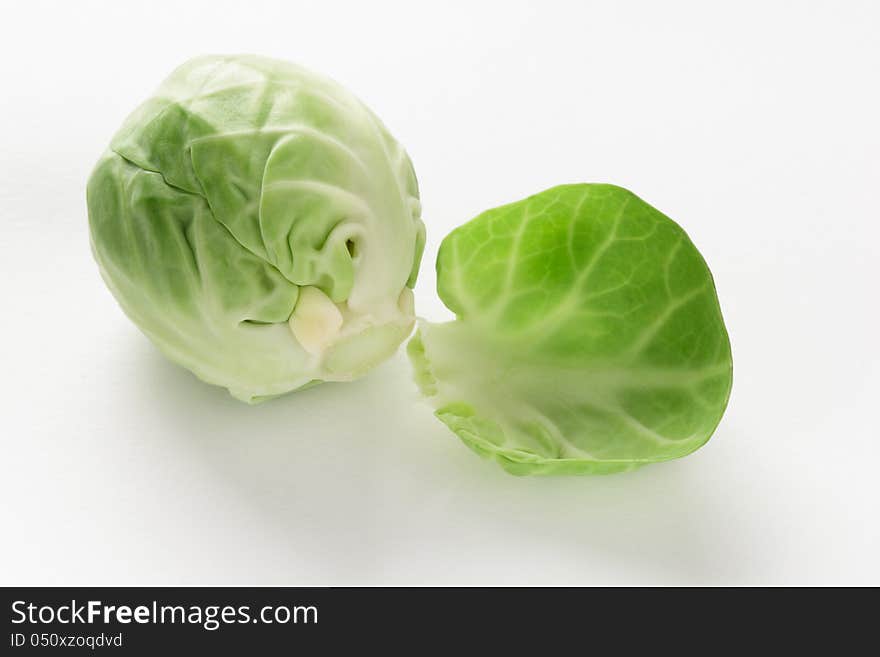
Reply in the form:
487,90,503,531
88,55,425,402
408,184,732,475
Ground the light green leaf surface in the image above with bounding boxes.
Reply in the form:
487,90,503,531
409,184,732,475
88,55,425,401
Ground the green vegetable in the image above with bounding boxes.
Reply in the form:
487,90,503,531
88,55,425,402
408,184,732,475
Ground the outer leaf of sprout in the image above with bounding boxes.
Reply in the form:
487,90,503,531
408,184,732,475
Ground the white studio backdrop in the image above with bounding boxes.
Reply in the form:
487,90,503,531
1,0,878,584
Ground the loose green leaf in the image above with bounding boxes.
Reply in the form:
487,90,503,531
409,184,732,475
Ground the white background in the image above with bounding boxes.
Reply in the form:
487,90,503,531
2,0,878,585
